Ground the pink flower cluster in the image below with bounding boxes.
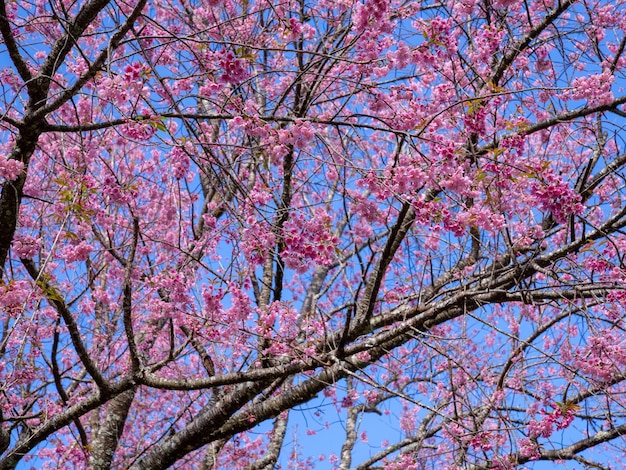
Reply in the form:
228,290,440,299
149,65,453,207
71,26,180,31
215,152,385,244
471,26,506,62
539,405,575,433
59,240,94,263
218,51,249,84
463,103,488,134
283,18,303,41
123,62,145,82
412,16,456,54
170,146,191,180
520,403,576,460
562,72,614,107
12,234,41,259
530,172,584,224
121,117,157,141
102,175,137,205
241,218,276,266
277,121,316,149
282,209,338,272
468,432,494,452
0,157,24,181
153,270,192,304
352,0,389,33
518,437,540,460
0,280,31,316
202,285,224,317
573,331,626,381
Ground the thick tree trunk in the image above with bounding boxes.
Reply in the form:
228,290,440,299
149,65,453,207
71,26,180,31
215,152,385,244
89,389,136,470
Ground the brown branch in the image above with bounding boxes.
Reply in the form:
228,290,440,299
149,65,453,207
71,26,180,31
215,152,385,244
491,0,576,85
0,378,134,469
113,199,626,468
339,382,358,469
123,218,141,373
20,258,109,392
246,413,288,470
353,410,440,470
0,0,144,278
355,202,415,325
180,326,216,377
0,1,33,86
199,439,227,470
50,316,89,449
38,0,112,85
34,0,148,119
518,423,626,466
89,389,137,470
0,127,41,277
581,151,626,201
129,381,272,470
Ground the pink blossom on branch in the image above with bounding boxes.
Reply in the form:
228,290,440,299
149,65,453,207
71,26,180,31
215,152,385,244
0,158,24,181
2,0,626,469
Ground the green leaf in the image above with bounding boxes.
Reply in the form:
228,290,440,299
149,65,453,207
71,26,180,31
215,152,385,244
149,117,168,132
475,169,488,182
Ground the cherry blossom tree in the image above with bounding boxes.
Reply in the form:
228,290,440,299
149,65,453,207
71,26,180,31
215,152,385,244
2,0,626,468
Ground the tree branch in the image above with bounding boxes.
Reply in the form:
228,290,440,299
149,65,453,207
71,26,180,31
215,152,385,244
0,1,33,86
20,258,109,392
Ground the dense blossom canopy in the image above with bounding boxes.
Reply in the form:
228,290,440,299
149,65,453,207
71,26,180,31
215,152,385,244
2,0,626,468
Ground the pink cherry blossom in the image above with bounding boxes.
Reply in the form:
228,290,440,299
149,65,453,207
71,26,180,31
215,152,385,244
1,1,626,469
